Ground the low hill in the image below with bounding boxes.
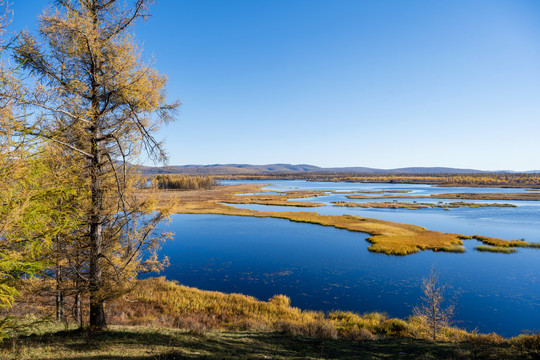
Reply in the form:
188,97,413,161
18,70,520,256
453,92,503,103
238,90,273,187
140,164,491,175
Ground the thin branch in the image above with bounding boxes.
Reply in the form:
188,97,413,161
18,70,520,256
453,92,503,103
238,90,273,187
23,101,92,124
26,131,93,158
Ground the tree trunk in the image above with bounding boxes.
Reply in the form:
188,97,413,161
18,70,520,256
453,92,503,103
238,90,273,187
89,218,106,329
89,201,106,328
89,149,106,329
55,236,64,322
74,251,83,328
89,294,105,329
88,1,106,329
74,291,82,328
55,283,63,322
88,122,105,329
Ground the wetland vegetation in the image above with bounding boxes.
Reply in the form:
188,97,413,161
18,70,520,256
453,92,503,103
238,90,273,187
347,192,540,201
332,200,517,209
147,183,540,256
475,245,518,254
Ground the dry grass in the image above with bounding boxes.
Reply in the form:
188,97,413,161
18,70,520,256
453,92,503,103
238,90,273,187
222,190,326,207
432,192,540,201
332,201,516,209
84,277,535,344
3,277,540,359
347,192,540,201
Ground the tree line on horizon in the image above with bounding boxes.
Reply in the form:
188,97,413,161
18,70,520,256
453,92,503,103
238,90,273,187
148,174,216,190
216,172,540,187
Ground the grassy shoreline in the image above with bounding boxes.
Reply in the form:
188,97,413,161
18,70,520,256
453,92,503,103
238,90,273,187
4,277,539,359
147,184,539,256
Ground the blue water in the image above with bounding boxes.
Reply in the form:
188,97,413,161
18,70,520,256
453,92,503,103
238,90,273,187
151,181,540,336
223,180,540,242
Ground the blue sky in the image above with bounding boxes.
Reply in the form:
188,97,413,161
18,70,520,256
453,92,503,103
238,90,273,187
9,0,540,170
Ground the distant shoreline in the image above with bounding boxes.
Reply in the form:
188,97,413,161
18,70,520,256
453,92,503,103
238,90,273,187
140,166,540,188
217,175,540,189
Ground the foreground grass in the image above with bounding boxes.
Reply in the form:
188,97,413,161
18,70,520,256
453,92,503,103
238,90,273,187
6,278,540,359
147,185,538,255
3,326,539,360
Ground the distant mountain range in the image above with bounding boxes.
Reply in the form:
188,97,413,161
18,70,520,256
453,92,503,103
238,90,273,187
140,164,540,175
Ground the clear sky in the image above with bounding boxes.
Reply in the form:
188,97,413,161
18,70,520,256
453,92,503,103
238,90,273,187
9,0,540,170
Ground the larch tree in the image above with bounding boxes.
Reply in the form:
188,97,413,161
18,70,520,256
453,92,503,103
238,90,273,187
14,0,178,329
413,266,454,341
0,1,82,338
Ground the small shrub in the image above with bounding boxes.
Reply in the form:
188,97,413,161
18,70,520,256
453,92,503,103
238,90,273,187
306,320,338,339
328,311,363,324
273,319,338,339
234,319,269,332
186,322,209,335
468,331,506,358
510,332,540,352
377,319,409,337
273,320,303,336
339,325,375,340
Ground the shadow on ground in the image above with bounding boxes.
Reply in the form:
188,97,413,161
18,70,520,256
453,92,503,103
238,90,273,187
1,328,537,360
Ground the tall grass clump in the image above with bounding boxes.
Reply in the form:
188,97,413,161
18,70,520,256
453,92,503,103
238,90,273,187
475,246,517,254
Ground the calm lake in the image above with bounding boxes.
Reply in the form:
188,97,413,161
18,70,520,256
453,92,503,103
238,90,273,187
152,180,540,336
